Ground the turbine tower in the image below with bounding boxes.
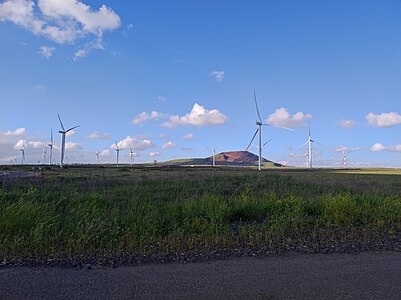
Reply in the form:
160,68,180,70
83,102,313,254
212,149,216,167
115,141,121,166
20,140,25,165
42,146,47,165
246,91,293,171
58,114,79,168
48,130,54,165
343,151,347,169
96,152,100,164
298,121,314,168
129,145,135,165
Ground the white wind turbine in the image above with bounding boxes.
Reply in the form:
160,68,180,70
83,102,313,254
246,91,293,171
58,114,79,168
20,140,25,165
48,130,54,165
42,146,47,165
115,141,121,166
96,152,100,164
129,145,135,165
298,120,323,168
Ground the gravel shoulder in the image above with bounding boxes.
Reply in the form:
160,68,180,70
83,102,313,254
1,251,401,299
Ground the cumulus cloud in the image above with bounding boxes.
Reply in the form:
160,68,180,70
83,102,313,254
28,141,45,148
88,131,108,140
65,142,81,150
38,45,55,58
371,143,386,152
149,151,160,157
266,107,312,128
371,143,401,152
366,112,401,128
335,145,362,152
1,128,26,136
66,130,76,137
112,136,155,151
339,119,357,129
14,139,25,150
182,133,194,140
132,111,167,125
161,141,175,149
0,0,121,55
162,103,228,128
99,149,111,156
209,70,224,82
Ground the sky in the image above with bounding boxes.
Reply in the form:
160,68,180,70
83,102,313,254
0,0,400,167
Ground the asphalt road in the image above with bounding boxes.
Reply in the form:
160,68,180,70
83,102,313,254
1,252,401,299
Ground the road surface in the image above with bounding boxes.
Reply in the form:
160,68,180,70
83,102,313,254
1,252,401,299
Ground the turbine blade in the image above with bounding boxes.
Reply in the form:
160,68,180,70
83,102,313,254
264,124,295,131
254,90,262,123
263,138,273,146
66,125,80,132
246,128,259,151
308,119,311,137
58,114,65,131
296,140,309,151
51,129,53,144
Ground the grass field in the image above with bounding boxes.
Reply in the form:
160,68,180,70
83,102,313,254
1,164,401,262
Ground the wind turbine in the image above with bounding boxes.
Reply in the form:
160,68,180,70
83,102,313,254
115,141,121,166
343,151,347,169
129,145,135,165
246,91,294,171
58,114,79,168
297,120,318,168
42,146,47,165
96,152,100,164
48,130,54,165
20,140,25,165
212,149,216,167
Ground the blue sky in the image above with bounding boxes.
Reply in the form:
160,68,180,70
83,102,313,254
0,0,400,167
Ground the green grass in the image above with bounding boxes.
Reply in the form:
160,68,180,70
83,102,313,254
1,165,401,259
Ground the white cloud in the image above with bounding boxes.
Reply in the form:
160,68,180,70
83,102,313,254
266,107,312,128
1,128,26,136
73,48,88,60
335,146,363,152
28,141,45,148
38,45,55,58
88,131,108,140
371,143,386,152
0,0,121,55
100,149,111,156
182,133,194,140
14,139,25,150
149,151,160,157
209,70,224,82
112,136,155,151
366,112,401,128
132,111,167,125
65,142,81,150
339,119,357,129
155,96,166,102
371,143,401,152
66,130,76,137
162,103,228,128
161,141,175,149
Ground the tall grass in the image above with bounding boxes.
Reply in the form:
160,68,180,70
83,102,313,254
1,166,401,259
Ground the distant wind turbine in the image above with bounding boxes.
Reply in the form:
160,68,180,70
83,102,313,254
298,120,324,168
42,146,47,165
48,130,54,165
96,152,100,164
246,91,294,171
58,114,79,168
20,140,25,165
115,141,121,166
212,149,216,167
129,145,135,165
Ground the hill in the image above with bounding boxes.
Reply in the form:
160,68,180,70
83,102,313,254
161,151,284,168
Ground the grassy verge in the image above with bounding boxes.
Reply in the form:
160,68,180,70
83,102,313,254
1,166,401,260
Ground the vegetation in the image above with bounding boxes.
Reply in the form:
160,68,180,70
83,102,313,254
1,165,401,260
